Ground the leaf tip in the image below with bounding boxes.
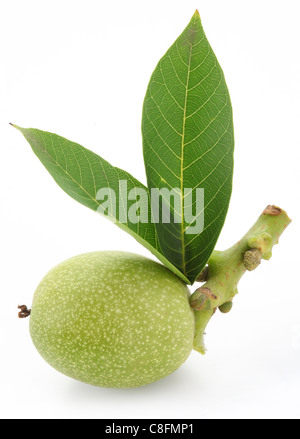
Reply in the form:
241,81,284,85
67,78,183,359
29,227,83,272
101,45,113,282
191,9,201,26
9,123,23,132
193,9,201,20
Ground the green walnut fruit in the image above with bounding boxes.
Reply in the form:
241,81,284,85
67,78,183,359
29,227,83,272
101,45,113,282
30,251,194,388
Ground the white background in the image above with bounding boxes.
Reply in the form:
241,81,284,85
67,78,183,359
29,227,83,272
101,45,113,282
1,0,299,420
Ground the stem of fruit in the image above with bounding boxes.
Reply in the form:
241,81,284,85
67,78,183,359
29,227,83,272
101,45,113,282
191,205,291,354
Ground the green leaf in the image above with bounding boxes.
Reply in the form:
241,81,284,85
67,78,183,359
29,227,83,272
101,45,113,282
12,125,190,284
142,11,234,283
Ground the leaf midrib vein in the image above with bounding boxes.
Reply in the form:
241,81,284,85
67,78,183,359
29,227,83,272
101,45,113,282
180,39,193,276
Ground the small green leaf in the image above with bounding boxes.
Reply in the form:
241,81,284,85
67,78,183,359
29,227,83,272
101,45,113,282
12,125,189,284
142,11,234,283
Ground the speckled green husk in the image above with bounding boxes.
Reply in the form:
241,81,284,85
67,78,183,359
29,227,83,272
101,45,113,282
30,252,194,388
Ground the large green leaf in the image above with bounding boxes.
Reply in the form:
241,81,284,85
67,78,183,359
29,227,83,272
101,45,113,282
142,11,234,283
12,125,189,283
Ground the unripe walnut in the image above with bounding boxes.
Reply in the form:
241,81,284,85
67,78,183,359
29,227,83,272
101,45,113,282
30,252,194,388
